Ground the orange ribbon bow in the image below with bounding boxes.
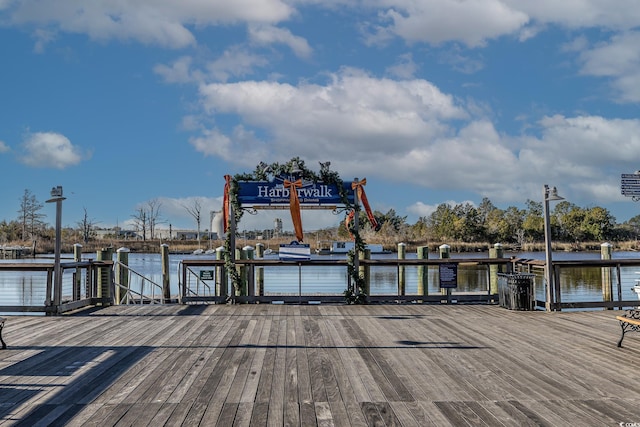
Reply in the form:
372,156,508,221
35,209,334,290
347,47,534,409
351,178,379,231
284,179,304,242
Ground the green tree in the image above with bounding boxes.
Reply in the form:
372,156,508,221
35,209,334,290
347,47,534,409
427,203,457,241
522,200,543,242
581,206,615,241
554,202,584,241
452,203,482,242
502,206,525,243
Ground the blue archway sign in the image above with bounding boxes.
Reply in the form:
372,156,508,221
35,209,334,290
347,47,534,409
236,174,355,208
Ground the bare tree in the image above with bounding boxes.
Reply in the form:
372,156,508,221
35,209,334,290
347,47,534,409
146,199,163,239
17,189,45,241
76,207,98,243
183,199,203,249
131,207,148,241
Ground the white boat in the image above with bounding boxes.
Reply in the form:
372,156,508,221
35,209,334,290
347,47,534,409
316,241,391,255
192,249,204,255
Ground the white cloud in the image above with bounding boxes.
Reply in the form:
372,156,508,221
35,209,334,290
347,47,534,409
407,201,437,218
3,0,293,49
438,49,485,74
154,56,200,84
32,28,56,53
385,53,418,79
370,0,529,47
19,132,86,169
4,0,640,58
206,47,270,82
507,0,640,31
190,66,640,209
193,68,467,170
154,49,270,84
0,140,9,153
189,125,269,167
578,31,640,102
249,24,312,58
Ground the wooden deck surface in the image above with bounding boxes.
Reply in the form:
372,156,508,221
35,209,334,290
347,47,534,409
0,303,639,426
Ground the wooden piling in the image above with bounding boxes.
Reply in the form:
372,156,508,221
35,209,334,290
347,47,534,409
601,242,613,309
359,248,371,296
417,246,428,297
73,244,82,301
398,243,406,295
439,244,450,299
216,246,227,297
255,243,264,296
161,244,170,302
243,246,255,297
96,247,114,305
115,247,130,304
489,243,503,296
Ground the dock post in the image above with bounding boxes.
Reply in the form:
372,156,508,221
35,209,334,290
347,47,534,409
601,242,613,309
97,247,114,305
489,243,503,300
73,243,82,301
359,248,371,297
255,243,264,297
398,243,406,295
216,246,227,298
439,244,451,302
115,247,130,304
243,246,254,298
161,244,170,303
417,246,428,298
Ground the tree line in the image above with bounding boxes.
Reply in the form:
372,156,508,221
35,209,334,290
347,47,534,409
340,197,639,245
1,190,639,247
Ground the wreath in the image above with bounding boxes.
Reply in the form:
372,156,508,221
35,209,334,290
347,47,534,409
223,157,372,303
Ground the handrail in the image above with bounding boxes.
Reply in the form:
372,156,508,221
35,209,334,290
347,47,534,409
113,260,165,304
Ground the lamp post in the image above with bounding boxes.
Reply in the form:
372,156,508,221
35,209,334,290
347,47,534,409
46,186,66,311
543,184,564,312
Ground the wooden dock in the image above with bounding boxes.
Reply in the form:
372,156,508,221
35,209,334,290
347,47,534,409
0,304,639,426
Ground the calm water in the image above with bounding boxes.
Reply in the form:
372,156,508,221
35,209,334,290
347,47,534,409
2,250,640,309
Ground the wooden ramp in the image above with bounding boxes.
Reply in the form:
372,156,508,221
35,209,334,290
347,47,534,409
0,304,639,426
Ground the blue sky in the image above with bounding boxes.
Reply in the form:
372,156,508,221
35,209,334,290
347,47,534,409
1,0,640,234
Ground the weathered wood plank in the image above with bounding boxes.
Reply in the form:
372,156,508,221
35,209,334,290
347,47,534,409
266,317,287,426
254,318,279,403
3,304,640,426
294,306,313,405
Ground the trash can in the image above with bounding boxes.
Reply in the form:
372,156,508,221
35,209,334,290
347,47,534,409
498,273,534,310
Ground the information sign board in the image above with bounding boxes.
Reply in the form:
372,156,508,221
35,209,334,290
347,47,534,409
439,263,458,288
199,270,214,280
279,242,311,261
237,175,354,207
621,173,640,196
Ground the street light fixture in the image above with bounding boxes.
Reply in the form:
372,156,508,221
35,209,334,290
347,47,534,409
46,186,66,311
543,184,564,312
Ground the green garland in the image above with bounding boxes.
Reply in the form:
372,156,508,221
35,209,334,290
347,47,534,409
224,157,370,303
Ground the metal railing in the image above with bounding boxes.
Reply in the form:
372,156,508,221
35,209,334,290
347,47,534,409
0,260,113,314
178,257,513,304
113,260,165,305
514,258,640,310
